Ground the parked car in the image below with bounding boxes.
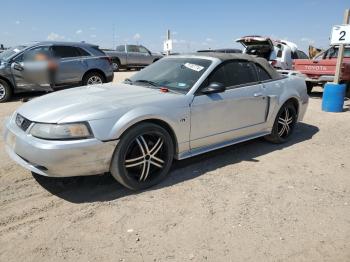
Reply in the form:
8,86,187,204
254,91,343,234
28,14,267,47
4,53,308,190
291,45,350,95
197,48,242,53
0,41,114,102
236,36,308,70
103,44,163,71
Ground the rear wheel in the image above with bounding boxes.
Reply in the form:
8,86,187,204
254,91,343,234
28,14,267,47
82,72,105,86
110,123,174,190
0,79,12,103
264,102,297,144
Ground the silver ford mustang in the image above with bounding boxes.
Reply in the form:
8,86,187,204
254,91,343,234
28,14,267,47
3,53,308,190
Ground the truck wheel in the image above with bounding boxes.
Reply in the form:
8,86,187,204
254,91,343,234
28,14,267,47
306,82,313,94
0,79,12,103
112,60,120,72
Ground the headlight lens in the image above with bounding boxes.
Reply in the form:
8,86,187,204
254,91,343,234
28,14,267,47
30,122,92,140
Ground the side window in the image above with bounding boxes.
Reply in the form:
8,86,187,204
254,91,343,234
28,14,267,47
224,61,258,87
296,50,308,59
208,65,227,86
127,45,139,52
23,46,51,62
344,48,350,58
116,45,125,52
326,47,338,59
139,46,149,54
276,44,283,58
255,64,272,82
13,54,24,63
52,46,81,58
76,47,90,56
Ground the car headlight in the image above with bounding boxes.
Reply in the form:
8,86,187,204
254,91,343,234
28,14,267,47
30,122,92,140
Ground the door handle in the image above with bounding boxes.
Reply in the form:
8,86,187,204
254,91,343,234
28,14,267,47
254,93,263,97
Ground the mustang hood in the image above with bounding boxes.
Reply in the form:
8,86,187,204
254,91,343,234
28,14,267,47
17,83,184,123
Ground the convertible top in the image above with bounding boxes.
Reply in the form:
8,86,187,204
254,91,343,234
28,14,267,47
189,52,281,80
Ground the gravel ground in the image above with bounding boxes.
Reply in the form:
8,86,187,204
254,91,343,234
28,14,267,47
0,73,349,262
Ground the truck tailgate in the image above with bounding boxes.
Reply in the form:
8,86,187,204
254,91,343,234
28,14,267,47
293,59,350,80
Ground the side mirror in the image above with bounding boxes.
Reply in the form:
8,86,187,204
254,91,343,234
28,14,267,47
201,82,225,94
11,62,24,71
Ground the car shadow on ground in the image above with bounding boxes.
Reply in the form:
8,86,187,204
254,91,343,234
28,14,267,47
33,122,319,203
308,91,322,99
11,91,48,102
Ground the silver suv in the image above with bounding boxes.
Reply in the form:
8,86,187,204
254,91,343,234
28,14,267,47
0,41,114,102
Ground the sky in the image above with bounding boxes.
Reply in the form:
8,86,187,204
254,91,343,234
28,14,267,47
0,0,349,53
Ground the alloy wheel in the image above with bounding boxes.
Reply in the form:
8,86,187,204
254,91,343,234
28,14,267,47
0,84,5,100
87,76,103,85
277,107,294,138
112,63,119,71
124,133,166,182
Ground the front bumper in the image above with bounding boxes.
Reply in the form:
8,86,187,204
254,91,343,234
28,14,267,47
3,116,118,177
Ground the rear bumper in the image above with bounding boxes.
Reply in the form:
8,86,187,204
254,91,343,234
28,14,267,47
278,70,338,86
3,116,118,177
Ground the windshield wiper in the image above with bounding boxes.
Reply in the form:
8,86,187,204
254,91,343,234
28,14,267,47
133,79,159,87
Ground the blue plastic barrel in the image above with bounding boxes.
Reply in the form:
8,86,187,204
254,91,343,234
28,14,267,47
322,83,346,112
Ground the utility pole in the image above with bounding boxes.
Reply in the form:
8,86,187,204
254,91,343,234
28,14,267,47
334,9,350,84
166,29,171,56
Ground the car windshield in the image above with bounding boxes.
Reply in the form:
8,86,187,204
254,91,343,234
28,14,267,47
0,46,26,61
126,57,212,93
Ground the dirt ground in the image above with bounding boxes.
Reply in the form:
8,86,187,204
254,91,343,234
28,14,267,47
0,73,349,262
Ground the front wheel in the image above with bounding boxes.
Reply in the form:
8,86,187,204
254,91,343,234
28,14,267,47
264,102,297,144
110,123,174,190
0,79,12,103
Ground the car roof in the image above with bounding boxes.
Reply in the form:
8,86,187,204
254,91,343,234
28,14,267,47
32,41,97,47
182,52,281,79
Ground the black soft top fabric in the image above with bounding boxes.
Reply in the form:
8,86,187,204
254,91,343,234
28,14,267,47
192,52,281,80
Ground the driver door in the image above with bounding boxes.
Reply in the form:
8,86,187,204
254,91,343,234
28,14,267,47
11,46,52,91
190,61,268,150
138,46,153,65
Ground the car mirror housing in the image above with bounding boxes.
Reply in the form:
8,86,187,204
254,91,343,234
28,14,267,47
201,82,226,94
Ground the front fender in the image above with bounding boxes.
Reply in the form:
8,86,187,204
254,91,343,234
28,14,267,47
88,105,190,143
109,106,181,140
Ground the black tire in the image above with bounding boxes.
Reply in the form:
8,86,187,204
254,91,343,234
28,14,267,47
82,71,105,86
264,102,297,144
110,123,174,190
112,60,121,72
306,82,313,94
0,79,12,103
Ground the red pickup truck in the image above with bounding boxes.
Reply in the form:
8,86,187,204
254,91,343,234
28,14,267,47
292,46,350,96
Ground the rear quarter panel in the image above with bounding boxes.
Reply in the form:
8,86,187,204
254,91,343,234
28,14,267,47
84,57,113,79
263,76,308,130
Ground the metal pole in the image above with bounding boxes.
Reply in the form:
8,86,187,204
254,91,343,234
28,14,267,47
334,9,350,84
167,30,170,56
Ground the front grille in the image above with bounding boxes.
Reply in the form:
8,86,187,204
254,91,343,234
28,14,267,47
15,114,32,132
